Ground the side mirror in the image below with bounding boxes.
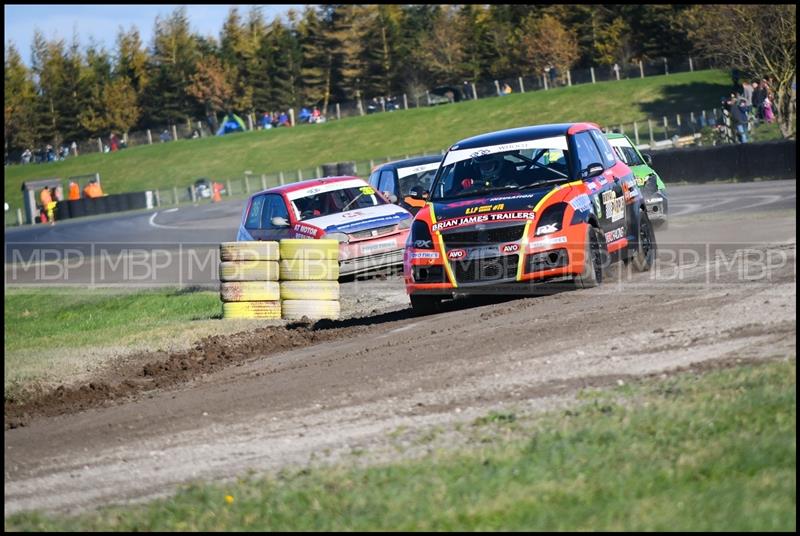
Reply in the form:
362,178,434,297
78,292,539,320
385,193,398,204
408,188,424,200
582,163,605,179
271,216,290,227
642,153,653,166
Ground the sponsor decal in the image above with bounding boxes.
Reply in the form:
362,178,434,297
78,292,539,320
587,181,598,191
359,186,376,195
592,194,602,216
487,193,538,202
443,136,569,166
413,239,433,249
465,203,504,215
294,223,323,238
528,236,568,249
500,243,520,254
431,211,535,232
569,194,592,213
327,213,407,232
447,249,466,260
410,250,439,259
361,240,397,254
342,211,365,218
605,227,625,242
599,177,608,185
601,190,625,222
397,162,440,179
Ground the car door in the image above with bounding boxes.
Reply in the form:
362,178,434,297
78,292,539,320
590,129,635,242
573,131,623,240
249,194,294,241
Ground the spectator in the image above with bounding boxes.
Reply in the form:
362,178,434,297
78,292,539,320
260,112,272,129
21,148,32,164
502,82,512,95
159,129,171,143
68,180,80,201
83,179,104,198
46,144,55,161
549,64,558,87
70,140,78,157
750,81,764,122
463,80,473,100
191,130,200,139
742,79,754,110
731,97,750,143
109,133,119,152
278,111,291,127
311,106,321,123
39,186,52,223
298,107,311,123
763,94,775,124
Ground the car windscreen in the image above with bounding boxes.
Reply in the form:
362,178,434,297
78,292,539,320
396,163,439,197
611,144,644,166
430,137,571,201
291,185,387,221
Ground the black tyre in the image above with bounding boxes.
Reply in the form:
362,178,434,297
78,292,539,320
631,209,657,272
410,294,443,316
574,226,606,288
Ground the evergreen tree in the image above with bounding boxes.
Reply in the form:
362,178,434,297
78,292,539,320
297,6,331,111
4,44,38,157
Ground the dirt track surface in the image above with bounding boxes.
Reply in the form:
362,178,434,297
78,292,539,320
4,183,797,516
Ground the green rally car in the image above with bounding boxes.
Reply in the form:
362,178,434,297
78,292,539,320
606,132,668,228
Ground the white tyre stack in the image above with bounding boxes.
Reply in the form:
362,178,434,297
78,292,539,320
219,242,281,319
279,239,340,320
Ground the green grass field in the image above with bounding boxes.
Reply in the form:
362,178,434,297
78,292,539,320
3,287,243,393
4,70,732,211
6,359,795,531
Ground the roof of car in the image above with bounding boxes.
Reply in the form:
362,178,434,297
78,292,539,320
372,154,442,172
257,176,366,196
449,123,600,151
605,132,627,139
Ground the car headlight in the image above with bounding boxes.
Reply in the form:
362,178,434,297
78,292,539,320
535,203,567,236
324,232,349,243
397,216,413,230
408,220,434,249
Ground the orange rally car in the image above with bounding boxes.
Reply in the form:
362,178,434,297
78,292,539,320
403,122,657,314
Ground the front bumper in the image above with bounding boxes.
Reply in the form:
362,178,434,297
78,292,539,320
340,248,404,276
644,193,668,221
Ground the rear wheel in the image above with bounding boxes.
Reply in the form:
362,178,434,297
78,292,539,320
574,226,606,288
631,209,657,272
410,294,443,316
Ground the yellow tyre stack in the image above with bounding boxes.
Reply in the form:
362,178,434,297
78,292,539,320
219,242,281,319
279,239,341,320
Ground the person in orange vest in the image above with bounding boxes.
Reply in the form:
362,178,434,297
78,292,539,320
212,181,223,203
83,179,105,198
68,180,81,201
39,186,52,223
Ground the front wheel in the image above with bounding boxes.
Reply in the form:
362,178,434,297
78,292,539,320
410,294,443,316
631,209,657,272
574,226,606,288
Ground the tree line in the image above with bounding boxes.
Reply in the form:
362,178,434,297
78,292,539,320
4,4,795,157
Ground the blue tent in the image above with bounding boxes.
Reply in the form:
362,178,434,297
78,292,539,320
216,113,247,135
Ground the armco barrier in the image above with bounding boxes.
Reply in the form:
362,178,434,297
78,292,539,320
651,140,795,183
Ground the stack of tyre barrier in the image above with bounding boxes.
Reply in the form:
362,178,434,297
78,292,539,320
279,239,340,320
219,242,281,319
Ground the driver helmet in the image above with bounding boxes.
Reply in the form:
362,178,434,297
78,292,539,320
475,154,503,181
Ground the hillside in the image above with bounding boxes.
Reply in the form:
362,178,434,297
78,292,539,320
5,70,730,210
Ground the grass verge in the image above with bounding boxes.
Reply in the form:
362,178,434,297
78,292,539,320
3,286,253,393
6,358,795,531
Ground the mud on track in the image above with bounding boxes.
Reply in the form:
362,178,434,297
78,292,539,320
4,311,411,429
4,200,797,516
